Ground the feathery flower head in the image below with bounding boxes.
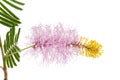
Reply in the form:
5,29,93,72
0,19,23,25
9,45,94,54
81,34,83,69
29,23,79,63
77,37,103,58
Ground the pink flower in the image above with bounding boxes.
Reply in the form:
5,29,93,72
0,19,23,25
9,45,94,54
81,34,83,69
29,23,79,63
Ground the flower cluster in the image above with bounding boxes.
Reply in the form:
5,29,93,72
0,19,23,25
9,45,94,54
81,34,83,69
29,24,80,63
28,24,103,63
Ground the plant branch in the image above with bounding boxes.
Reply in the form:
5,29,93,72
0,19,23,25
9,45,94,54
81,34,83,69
5,45,34,58
0,36,8,80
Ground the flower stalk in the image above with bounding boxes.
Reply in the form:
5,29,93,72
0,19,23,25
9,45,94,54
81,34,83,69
21,45,34,51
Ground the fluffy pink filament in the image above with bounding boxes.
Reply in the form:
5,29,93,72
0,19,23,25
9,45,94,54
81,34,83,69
29,24,79,63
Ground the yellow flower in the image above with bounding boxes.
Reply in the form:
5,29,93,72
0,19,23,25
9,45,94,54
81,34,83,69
79,37,103,58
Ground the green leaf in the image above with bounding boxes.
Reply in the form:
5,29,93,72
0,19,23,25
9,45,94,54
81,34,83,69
0,0,24,28
0,7,10,16
0,20,13,27
10,53,17,66
15,28,20,43
10,27,15,44
4,40,7,53
4,27,21,68
6,32,10,50
8,54,13,68
11,0,25,5
0,12,21,24
0,16,18,26
6,58,10,67
3,0,23,10
14,45,21,52
0,2,19,20
12,46,20,61
13,53,20,62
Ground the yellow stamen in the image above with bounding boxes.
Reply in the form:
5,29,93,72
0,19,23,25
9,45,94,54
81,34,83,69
78,37,103,58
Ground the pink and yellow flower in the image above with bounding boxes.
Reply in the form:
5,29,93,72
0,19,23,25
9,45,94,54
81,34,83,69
28,23,103,63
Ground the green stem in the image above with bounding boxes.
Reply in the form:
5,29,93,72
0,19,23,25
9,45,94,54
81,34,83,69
0,37,8,80
21,45,34,51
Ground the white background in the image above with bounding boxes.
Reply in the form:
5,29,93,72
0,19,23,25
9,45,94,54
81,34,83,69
0,0,120,80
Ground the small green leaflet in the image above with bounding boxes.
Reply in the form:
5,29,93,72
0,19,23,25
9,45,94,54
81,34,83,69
4,27,21,68
0,0,24,28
